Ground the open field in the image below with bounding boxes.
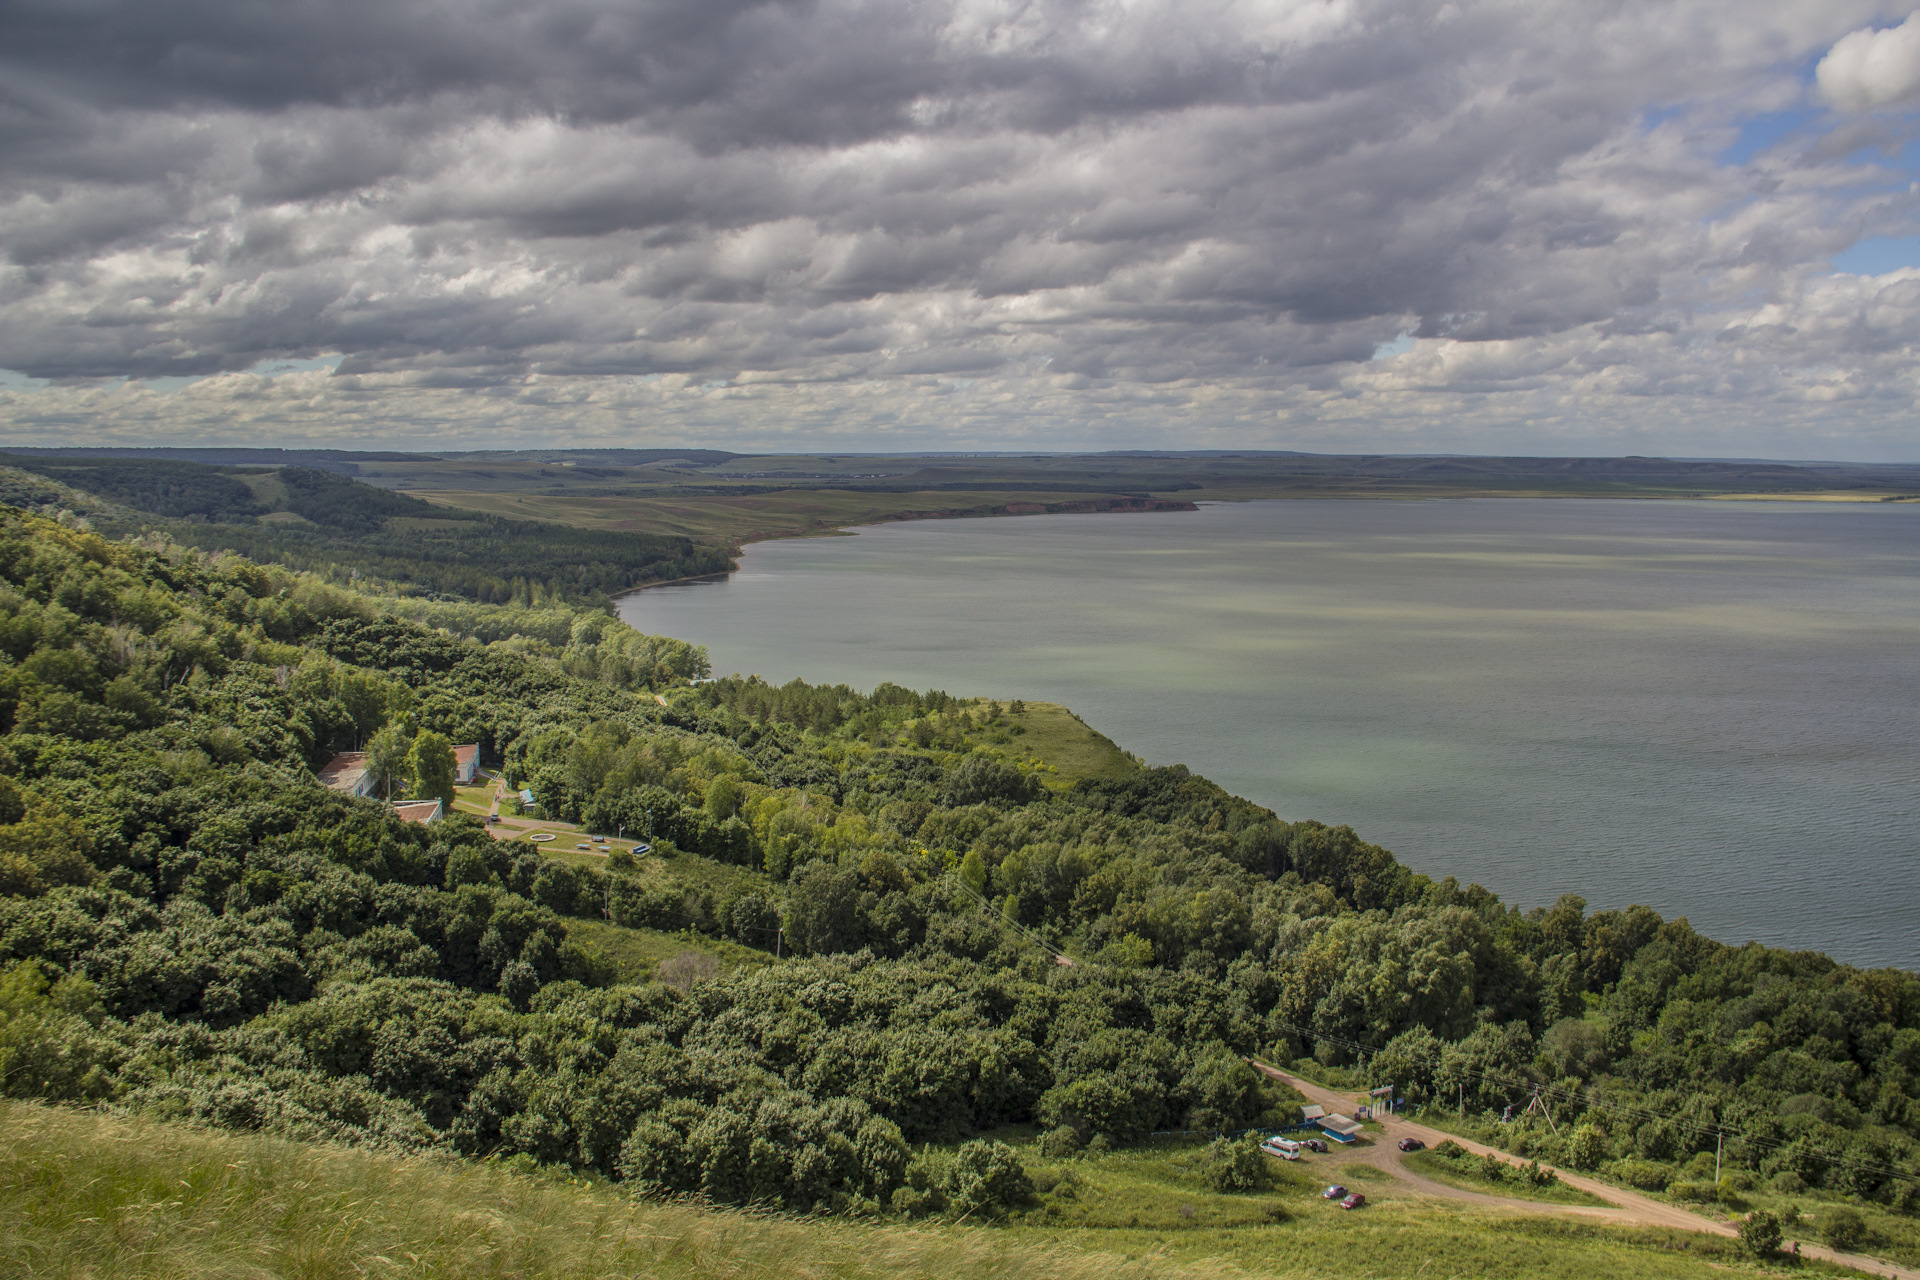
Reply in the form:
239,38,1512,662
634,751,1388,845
997,701,1140,786
407,486,1193,546
0,1101,1862,1280
562,916,773,984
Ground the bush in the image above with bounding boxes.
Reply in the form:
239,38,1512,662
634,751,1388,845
1820,1205,1867,1252
1564,1123,1607,1172
1038,1124,1084,1159
1607,1158,1670,1190
1739,1209,1782,1258
1201,1136,1271,1192
941,1140,1033,1219
1668,1180,1714,1203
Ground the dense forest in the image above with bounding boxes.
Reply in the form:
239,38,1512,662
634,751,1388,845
0,492,1915,1230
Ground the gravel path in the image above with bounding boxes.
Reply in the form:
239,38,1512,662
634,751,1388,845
1249,1060,1918,1279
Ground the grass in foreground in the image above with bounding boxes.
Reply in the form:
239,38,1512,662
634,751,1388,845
995,1132,1835,1280
0,1102,1179,1280
2,1103,1862,1280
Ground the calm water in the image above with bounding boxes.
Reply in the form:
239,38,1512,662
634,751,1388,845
620,500,1920,971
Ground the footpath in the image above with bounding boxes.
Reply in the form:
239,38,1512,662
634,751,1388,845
1249,1060,1918,1280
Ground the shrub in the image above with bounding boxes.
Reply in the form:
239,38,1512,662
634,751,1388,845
1201,1136,1270,1192
941,1140,1033,1219
1523,1160,1558,1188
1564,1123,1607,1172
1738,1209,1781,1258
1667,1180,1714,1203
1038,1124,1084,1159
1820,1206,1867,1252
1607,1158,1670,1190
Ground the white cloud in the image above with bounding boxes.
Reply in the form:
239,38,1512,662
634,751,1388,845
1818,12,1920,112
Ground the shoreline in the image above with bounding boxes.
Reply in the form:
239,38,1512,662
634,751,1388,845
615,494,1198,597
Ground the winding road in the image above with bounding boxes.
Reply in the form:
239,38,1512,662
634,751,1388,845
1249,1060,1917,1279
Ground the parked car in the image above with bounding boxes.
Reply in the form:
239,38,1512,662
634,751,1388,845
1322,1185,1346,1200
1340,1193,1367,1210
1260,1137,1302,1160
1398,1137,1425,1152
1304,1139,1327,1153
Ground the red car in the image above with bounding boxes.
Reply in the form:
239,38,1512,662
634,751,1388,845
1340,1193,1367,1210
1398,1137,1425,1152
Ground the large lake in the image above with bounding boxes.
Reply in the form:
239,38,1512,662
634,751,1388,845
620,499,1920,972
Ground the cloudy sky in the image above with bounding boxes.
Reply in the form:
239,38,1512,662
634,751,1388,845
4,0,1920,458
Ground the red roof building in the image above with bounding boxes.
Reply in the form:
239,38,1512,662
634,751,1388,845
392,800,443,824
317,752,374,797
453,744,480,784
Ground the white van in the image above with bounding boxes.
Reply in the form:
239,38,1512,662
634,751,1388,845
1260,1136,1303,1160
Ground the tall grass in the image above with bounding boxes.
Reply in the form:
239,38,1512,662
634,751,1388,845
3,1102,1864,1280
0,1102,1203,1280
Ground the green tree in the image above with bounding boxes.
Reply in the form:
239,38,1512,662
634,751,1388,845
366,724,413,800
705,775,742,821
409,730,457,809
957,848,988,897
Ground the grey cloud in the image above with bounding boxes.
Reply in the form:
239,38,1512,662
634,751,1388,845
0,0,1915,455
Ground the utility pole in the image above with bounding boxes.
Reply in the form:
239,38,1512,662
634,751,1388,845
1715,1130,1723,1189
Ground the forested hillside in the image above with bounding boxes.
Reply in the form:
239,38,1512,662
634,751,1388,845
0,501,1915,1235
0,455,729,607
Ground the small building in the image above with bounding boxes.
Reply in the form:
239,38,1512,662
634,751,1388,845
453,744,480,784
317,752,375,797
1300,1104,1326,1124
392,800,443,825
1317,1113,1364,1143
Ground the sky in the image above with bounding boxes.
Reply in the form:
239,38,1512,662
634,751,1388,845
3,1,1920,459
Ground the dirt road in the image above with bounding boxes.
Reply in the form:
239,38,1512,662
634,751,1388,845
1249,1060,1917,1279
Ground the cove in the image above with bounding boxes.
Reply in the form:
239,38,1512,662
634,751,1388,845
620,498,1920,971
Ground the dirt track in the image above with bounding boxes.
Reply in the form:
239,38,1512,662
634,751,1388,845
1250,1060,1918,1279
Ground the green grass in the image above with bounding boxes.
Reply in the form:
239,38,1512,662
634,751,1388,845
1402,1150,1610,1207
993,1133,1830,1279
0,1102,1182,1280
563,917,774,985
1002,702,1139,786
1,1102,1868,1280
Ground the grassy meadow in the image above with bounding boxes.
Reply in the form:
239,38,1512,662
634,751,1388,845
1,1102,1857,1280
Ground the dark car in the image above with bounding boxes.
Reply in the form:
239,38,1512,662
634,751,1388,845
1322,1185,1346,1200
1304,1139,1328,1153
1340,1193,1367,1210
1398,1137,1425,1152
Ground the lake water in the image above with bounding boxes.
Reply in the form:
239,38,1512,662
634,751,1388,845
619,500,1920,972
